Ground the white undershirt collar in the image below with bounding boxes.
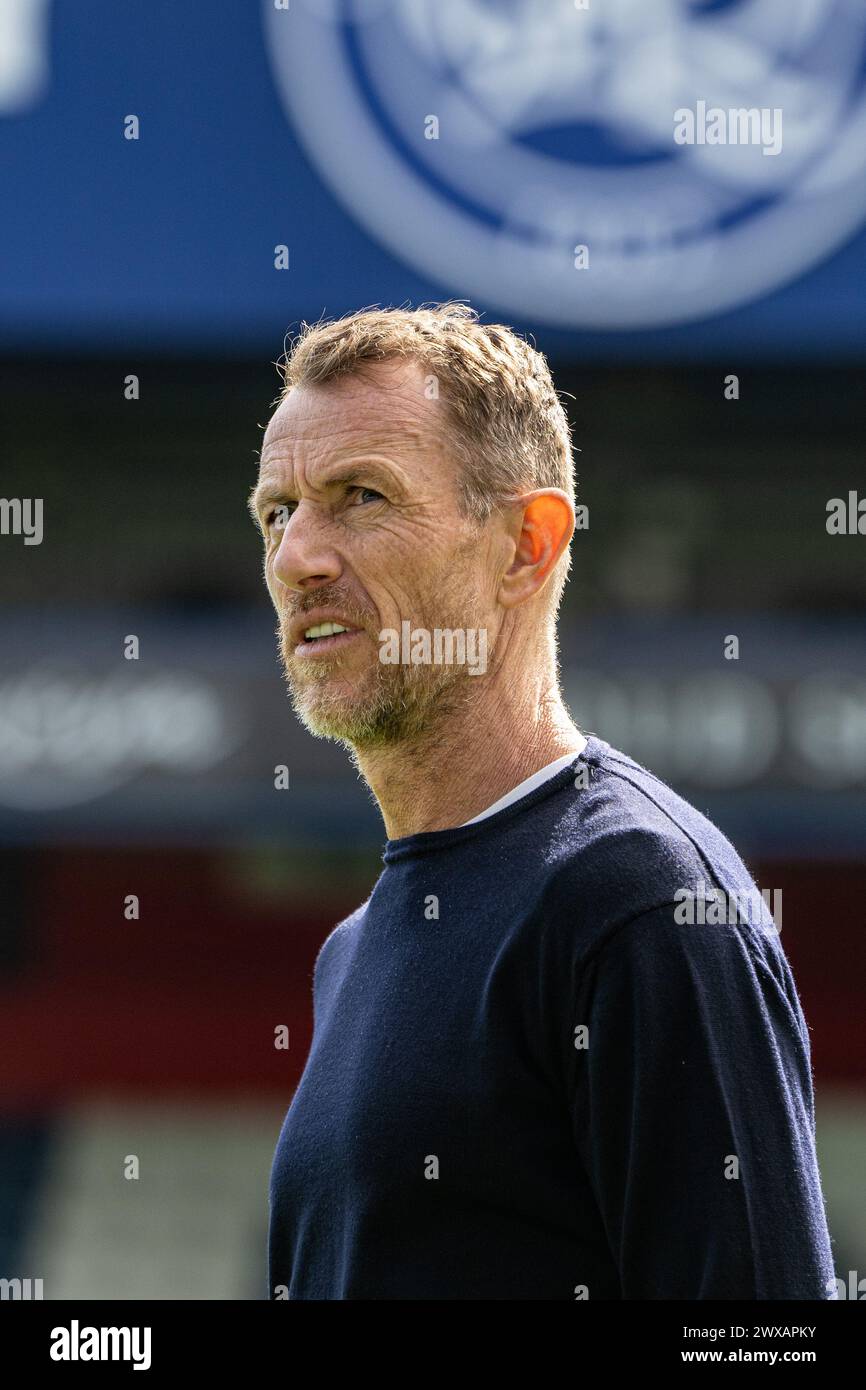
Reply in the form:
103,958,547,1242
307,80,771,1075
459,736,588,826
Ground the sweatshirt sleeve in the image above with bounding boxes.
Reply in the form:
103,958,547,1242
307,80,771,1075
567,902,837,1299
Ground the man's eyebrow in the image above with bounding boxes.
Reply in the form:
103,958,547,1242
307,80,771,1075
247,460,405,522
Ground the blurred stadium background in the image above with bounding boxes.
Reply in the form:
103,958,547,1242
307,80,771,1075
1,0,865,1299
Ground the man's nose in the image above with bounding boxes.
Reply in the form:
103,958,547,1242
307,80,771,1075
270,503,342,592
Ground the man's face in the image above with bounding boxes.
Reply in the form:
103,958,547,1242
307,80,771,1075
252,359,497,748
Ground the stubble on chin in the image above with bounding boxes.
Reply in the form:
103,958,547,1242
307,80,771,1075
277,621,476,750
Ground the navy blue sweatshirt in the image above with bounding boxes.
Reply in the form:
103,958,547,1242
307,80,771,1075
268,735,836,1300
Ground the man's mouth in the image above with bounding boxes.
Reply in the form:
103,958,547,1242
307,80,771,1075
294,622,363,657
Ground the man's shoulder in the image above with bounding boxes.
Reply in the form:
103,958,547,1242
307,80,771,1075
538,737,761,940
313,899,368,979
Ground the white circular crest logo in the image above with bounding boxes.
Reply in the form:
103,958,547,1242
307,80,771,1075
265,0,866,328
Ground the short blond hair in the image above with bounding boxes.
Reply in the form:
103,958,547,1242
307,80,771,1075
277,301,576,609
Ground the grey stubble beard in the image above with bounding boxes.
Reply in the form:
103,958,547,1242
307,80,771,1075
278,621,481,752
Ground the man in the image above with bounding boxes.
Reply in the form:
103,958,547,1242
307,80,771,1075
251,302,835,1300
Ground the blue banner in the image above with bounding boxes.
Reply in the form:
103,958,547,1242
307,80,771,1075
2,0,866,357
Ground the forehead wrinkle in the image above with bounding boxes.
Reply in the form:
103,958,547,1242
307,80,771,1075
257,419,448,496
262,354,452,457
261,419,433,460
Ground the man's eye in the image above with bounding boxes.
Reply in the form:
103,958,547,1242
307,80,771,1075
265,505,293,530
262,490,381,532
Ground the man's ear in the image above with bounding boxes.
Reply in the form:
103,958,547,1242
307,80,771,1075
498,490,574,609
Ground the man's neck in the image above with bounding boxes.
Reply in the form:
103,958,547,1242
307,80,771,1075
350,675,585,839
